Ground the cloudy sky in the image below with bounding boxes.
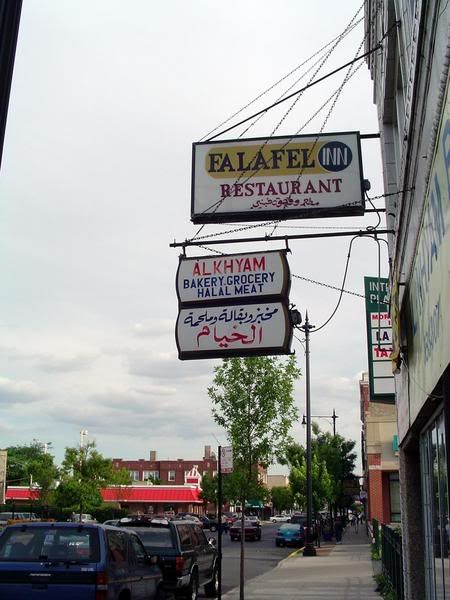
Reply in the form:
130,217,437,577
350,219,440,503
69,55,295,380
0,1,387,472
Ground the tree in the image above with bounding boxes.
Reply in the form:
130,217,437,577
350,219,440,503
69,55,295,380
270,486,294,513
6,443,59,507
281,423,357,516
208,355,300,599
54,441,131,515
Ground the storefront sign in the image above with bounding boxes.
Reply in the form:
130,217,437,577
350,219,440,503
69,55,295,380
176,250,290,305
364,276,396,402
176,302,292,359
191,132,365,223
407,76,450,426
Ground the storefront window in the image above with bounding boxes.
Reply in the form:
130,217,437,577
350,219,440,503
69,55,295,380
420,413,450,599
389,472,401,522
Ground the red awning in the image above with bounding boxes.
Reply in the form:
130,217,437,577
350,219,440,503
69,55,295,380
101,486,202,504
5,487,40,501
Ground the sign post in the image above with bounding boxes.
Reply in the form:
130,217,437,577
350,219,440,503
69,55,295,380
217,446,232,600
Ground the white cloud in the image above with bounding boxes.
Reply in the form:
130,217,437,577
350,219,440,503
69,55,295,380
0,377,44,405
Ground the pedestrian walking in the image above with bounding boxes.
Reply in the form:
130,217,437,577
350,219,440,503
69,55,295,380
334,517,343,544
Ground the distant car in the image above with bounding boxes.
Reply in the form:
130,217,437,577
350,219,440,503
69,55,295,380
289,513,318,541
271,514,291,523
118,517,218,599
198,516,219,532
275,523,305,547
103,518,121,526
0,521,165,599
70,512,97,524
229,519,262,542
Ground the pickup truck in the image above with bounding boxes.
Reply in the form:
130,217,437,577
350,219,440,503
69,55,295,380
119,517,218,600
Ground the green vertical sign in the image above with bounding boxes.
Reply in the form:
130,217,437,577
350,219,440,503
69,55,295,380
364,276,395,402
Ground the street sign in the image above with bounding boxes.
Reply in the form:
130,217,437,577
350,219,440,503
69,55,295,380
220,446,233,474
191,132,365,223
176,301,293,360
176,250,290,305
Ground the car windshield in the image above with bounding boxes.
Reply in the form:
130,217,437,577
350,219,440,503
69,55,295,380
0,526,100,562
131,528,175,548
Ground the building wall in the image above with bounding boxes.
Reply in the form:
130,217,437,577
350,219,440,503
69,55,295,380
360,372,399,524
365,1,450,597
113,446,218,485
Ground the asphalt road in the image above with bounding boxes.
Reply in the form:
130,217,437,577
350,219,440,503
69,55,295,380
202,522,295,597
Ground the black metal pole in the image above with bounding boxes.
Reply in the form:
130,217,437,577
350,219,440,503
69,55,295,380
332,409,337,437
303,312,316,557
217,446,222,600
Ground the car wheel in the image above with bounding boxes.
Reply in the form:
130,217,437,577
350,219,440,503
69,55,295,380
210,524,217,532
204,564,218,597
186,571,199,600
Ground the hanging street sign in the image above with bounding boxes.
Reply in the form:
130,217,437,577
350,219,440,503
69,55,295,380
364,276,396,402
176,250,290,305
176,301,292,360
220,446,233,474
191,131,365,224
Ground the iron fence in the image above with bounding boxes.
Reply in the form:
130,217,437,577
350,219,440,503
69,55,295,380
381,524,404,600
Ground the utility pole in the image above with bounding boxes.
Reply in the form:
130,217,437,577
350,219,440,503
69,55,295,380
301,312,316,557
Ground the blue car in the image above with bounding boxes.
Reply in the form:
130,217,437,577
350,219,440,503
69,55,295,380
0,521,165,599
275,522,305,547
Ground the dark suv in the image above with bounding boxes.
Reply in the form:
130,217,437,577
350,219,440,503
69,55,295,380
119,518,218,599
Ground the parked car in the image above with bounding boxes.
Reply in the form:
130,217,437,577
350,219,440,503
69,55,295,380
289,513,318,541
275,523,305,547
229,519,262,542
103,518,121,526
70,512,98,524
118,517,218,599
0,521,165,599
271,514,291,523
198,516,219,532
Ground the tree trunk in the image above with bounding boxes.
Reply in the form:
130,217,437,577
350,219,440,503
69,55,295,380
240,499,245,600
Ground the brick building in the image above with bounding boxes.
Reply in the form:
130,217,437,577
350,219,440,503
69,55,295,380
360,372,400,524
112,446,218,485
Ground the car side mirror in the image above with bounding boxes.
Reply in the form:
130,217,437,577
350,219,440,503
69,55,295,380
208,537,217,547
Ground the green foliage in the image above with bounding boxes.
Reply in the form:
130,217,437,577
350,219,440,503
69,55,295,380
374,573,396,600
270,486,294,513
208,356,300,506
200,473,218,507
54,441,131,513
281,424,356,513
6,443,59,506
209,356,300,468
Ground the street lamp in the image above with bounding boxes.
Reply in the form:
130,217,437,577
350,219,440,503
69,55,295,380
302,409,338,437
297,311,316,557
78,430,88,521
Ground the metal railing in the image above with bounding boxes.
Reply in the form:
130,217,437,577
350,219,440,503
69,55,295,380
381,524,404,600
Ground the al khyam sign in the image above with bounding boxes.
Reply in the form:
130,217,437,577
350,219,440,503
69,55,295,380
191,132,365,223
176,250,293,360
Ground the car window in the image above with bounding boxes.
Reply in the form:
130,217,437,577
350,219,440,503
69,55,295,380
0,526,100,562
129,534,147,565
177,524,192,549
128,527,174,548
280,523,301,531
193,525,207,546
107,530,128,564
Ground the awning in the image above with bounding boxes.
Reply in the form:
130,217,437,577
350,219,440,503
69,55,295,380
5,487,40,501
101,486,202,504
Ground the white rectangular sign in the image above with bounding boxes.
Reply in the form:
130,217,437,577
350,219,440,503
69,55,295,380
220,446,233,474
191,132,364,223
176,250,290,305
176,302,292,359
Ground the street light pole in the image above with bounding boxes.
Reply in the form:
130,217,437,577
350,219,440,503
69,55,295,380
302,409,339,436
301,312,316,557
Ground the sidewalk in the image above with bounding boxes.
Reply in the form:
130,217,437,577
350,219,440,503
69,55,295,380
221,524,382,600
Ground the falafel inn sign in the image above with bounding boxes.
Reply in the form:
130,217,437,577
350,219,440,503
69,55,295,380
175,250,293,360
191,132,365,223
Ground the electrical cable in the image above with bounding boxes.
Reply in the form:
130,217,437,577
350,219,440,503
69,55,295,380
198,14,363,143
